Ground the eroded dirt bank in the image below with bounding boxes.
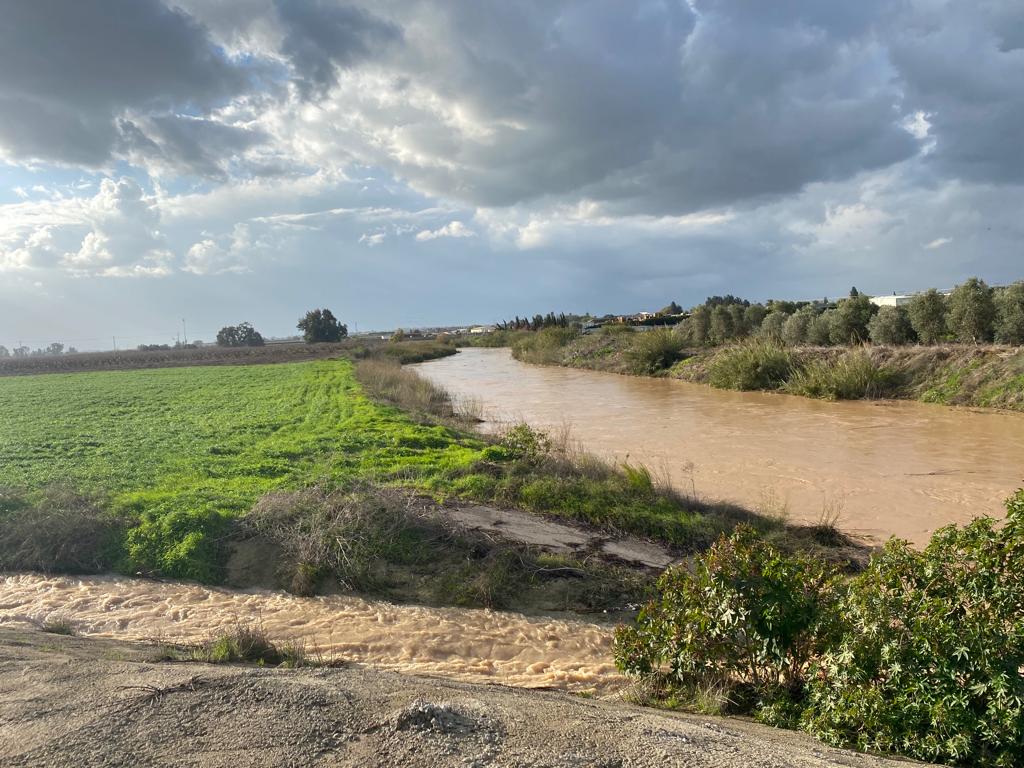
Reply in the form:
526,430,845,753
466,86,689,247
0,628,928,768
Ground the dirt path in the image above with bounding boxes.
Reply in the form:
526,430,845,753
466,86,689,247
445,503,676,569
0,628,927,768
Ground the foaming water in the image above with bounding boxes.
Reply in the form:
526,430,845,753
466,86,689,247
416,348,1024,544
0,573,622,694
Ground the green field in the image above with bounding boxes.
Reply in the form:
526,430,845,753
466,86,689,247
0,360,485,579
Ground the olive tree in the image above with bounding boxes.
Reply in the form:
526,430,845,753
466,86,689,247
947,277,995,343
868,305,915,345
829,294,877,345
709,305,734,345
907,289,948,344
807,311,834,346
759,310,789,340
782,311,812,346
995,281,1024,345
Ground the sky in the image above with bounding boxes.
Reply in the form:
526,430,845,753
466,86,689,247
1,0,1023,349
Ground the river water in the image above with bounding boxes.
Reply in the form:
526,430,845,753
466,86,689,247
0,573,621,693
416,348,1024,545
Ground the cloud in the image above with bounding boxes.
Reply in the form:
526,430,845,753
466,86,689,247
925,237,953,249
0,177,172,277
0,0,252,169
359,232,386,247
415,220,475,241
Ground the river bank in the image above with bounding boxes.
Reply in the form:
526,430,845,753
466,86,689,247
523,329,1024,411
0,626,929,768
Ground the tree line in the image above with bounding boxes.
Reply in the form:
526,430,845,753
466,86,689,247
677,278,1024,347
0,342,78,358
215,308,348,347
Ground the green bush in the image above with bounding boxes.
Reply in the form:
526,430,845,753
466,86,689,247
707,340,794,390
626,328,686,374
803,491,1024,767
786,349,898,400
124,507,229,582
511,327,578,364
615,527,839,722
868,305,915,345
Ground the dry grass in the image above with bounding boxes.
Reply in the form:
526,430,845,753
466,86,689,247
354,357,455,419
0,485,127,573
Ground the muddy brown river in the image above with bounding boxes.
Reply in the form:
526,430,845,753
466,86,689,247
416,348,1024,545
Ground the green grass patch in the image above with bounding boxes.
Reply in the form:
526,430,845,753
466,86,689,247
0,360,485,580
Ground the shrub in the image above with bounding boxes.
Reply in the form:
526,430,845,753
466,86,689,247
948,277,996,343
498,423,553,465
193,622,285,665
908,288,949,344
614,527,839,722
868,305,915,345
786,349,898,400
246,486,419,593
510,327,577,364
707,340,794,391
626,328,686,374
709,306,735,344
124,507,229,582
0,485,127,573
803,491,1024,767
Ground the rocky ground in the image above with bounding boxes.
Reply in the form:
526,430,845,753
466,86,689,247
0,627,927,768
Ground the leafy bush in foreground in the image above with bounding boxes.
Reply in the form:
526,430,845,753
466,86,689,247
616,492,1024,767
614,527,839,722
707,340,795,390
802,491,1024,767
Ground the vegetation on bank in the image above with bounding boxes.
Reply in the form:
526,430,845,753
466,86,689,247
615,490,1024,768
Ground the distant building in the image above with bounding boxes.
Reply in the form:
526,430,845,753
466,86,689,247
870,294,915,307
870,289,952,308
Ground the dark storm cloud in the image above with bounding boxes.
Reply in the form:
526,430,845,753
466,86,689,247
275,0,402,97
888,1,1024,184
0,0,249,166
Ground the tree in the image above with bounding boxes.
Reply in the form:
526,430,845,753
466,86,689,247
829,294,877,345
807,311,834,346
683,305,711,346
782,310,813,346
994,281,1024,345
759,310,789,340
216,322,265,347
709,305,734,344
947,277,995,343
658,301,683,316
727,303,748,338
0,345,8,358
297,308,347,343
868,305,915,345
391,328,406,343
46,342,65,356
907,288,947,344
744,304,768,331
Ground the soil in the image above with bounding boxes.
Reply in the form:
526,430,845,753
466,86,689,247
0,627,929,768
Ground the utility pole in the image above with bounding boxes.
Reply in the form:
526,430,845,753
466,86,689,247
182,318,188,345
112,336,117,352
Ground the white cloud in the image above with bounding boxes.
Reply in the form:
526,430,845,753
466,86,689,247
359,232,386,247
925,237,953,249
414,220,476,241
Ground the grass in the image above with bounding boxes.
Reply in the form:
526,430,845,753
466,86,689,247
785,349,899,400
706,339,795,390
0,359,484,581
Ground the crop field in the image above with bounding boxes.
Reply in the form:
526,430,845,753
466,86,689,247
0,360,484,579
